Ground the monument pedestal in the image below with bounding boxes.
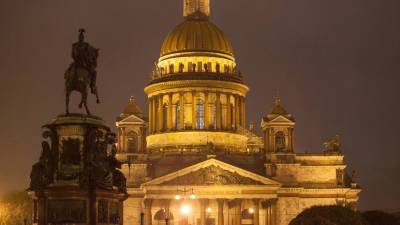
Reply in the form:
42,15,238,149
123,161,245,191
30,187,126,225
29,114,128,225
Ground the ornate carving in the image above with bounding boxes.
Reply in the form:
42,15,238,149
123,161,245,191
162,165,263,185
29,141,53,190
80,128,127,193
29,128,58,191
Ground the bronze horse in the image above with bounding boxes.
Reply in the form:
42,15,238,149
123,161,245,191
64,30,100,115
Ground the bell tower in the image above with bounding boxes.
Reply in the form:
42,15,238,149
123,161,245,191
261,97,295,153
184,0,210,17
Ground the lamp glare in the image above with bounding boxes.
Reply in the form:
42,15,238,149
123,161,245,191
181,204,192,215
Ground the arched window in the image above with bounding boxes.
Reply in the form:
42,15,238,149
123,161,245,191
196,99,205,129
127,131,137,153
275,131,286,152
179,63,184,73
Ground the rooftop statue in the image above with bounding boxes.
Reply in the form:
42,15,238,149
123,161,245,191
323,135,341,153
65,29,100,115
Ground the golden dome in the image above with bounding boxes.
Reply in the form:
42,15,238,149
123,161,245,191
160,17,234,57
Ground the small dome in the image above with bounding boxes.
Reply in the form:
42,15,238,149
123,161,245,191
160,17,234,57
117,96,144,121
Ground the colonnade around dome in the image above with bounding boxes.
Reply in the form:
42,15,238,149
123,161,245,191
148,91,246,134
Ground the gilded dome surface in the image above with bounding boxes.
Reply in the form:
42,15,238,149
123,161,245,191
160,18,234,57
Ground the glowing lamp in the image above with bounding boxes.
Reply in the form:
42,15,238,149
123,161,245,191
249,208,254,214
207,207,212,213
174,195,181,200
181,204,192,215
189,194,196,200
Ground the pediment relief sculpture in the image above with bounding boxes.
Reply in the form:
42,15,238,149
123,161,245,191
161,165,264,185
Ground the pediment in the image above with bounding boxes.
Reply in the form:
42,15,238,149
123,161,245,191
266,115,295,124
119,114,146,124
143,159,280,187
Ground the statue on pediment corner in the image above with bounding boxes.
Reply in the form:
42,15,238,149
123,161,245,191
323,135,341,153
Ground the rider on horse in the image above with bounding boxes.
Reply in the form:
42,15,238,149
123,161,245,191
71,29,97,94
65,29,100,115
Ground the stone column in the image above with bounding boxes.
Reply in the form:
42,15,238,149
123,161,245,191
288,128,294,152
234,95,240,130
192,91,197,129
148,97,153,134
253,199,260,225
144,199,153,225
158,95,163,132
168,93,173,131
179,92,185,130
216,92,222,130
241,96,246,128
152,97,157,134
205,91,209,129
226,94,232,131
263,199,277,225
271,200,277,225
217,199,225,225
200,199,207,225
234,199,242,225
121,127,126,151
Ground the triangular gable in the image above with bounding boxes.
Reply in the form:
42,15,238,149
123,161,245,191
142,159,280,186
119,114,146,124
266,115,295,124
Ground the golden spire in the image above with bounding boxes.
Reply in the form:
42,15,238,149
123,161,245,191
184,0,210,17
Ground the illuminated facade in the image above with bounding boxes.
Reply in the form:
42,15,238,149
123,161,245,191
116,1,361,225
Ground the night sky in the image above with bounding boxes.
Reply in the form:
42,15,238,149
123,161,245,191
0,0,399,212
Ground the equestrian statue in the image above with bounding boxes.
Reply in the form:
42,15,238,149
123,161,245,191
65,29,100,115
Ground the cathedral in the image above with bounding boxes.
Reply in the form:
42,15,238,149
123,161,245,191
115,1,361,225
